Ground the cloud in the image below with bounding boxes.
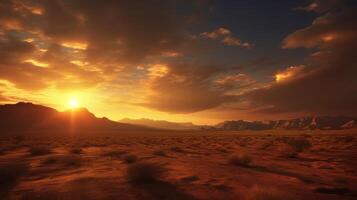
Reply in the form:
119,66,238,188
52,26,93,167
200,27,231,39
295,0,343,13
141,63,239,113
0,0,200,91
274,65,305,83
200,27,252,48
241,1,357,116
215,73,256,88
0,91,9,102
140,63,267,114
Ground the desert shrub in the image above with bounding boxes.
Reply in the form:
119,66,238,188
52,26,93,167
42,155,81,167
69,148,82,154
123,154,137,164
170,146,185,153
62,155,82,166
217,147,229,153
127,162,165,182
229,153,252,167
181,175,199,182
42,156,58,165
246,186,299,200
338,135,354,143
283,147,299,158
153,150,166,157
0,161,28,186
260,141,273,150
29,145,52,156
103,150,127,158
286,137,311,152
0,143,18,153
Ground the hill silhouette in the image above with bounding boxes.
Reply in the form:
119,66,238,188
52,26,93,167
119,118,203,130
0,102,152,133
214,116,357,131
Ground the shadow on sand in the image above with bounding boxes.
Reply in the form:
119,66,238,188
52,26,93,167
131,180,196,200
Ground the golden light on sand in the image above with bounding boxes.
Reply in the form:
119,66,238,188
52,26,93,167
68,97,80,109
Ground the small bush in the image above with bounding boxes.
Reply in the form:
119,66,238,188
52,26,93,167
42,156,58,165
286,137,311,152
29,146,52,156
69,148,82,154
339,136,354,143
103,150,127,158
181,175,199,182
123,154,137,164
283,147,299,158
0,162,28,186
62,155,82,166
229,153,252,167
170,146,184,153
217,147,229,153
260,141,273,150
42,155,81,167
127,162,165,182
246,186,299,200
153,150,166,157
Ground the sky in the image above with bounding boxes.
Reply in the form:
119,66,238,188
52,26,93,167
0,0,356,125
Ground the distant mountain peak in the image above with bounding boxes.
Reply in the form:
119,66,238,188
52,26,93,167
0,102,152,133
119,118,200,130
214,116,357,131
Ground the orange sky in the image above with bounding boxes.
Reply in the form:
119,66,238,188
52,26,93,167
0,0,356,124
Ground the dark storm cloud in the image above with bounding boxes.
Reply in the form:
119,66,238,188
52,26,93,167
242,1,357,116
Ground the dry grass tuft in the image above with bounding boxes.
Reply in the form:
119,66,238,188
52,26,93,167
229,153,252,167
41,155,82,167
29,145,52,156
42,156,58,165
0,161,28,186
69,148,82,154
102,150,127,158
153,150,166,157
127,162,165,182
286,137,311,152
170,146,185,153
123,154,137,164
246,186,299,200
62,155,82,166
283,137,312,158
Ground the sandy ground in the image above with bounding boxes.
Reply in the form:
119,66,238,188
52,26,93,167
0,130,356,200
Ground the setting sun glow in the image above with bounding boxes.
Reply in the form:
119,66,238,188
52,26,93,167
68,98,80,109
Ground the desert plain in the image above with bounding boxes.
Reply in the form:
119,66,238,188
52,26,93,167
0,129,356,200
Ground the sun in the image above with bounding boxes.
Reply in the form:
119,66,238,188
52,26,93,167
68,97,80,109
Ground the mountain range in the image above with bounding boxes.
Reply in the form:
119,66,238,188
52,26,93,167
213,117,357,131
0,102,356,132
0,102,151,133
119,118,202,130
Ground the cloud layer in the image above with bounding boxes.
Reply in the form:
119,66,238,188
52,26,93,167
241,0,357,116
0,0,356,122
